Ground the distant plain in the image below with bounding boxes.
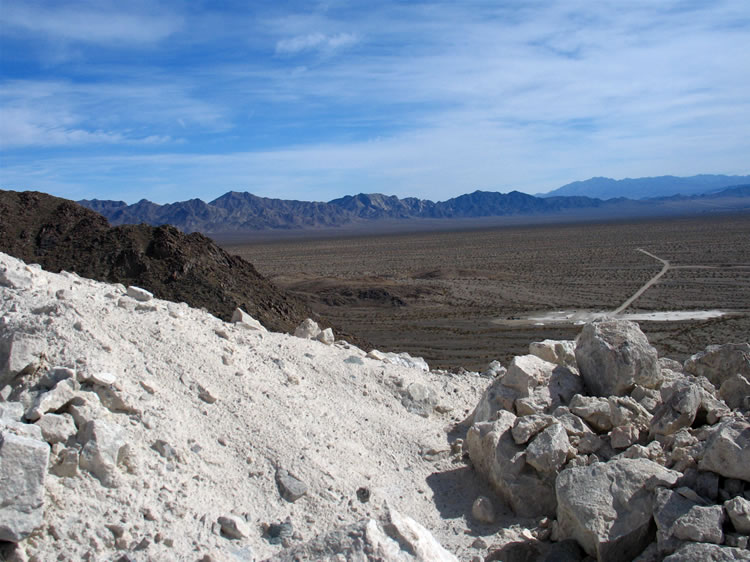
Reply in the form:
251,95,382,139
221,214,750,370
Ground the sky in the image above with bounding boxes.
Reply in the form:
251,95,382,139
1,0,749,204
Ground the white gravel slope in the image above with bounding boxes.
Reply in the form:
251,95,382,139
0,252,496,561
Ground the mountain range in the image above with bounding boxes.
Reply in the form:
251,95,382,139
78,175,750,234
543,174,750,199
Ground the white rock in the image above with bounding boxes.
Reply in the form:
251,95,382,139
0,262,34,290
556,458,680,562
610,424,640,449
35,413,77,444
699,419,750,481
0,402,24,422
0,431,49,542
529,339,577,369
663,542,750,561
684,343,750,388
569,394,613,432
512,414,554,444
671,504,725,545
1,417,43,441
231,308,266,331
526,422,570,474
724,496,750,534
126,286,153,302
719,374,750,410
294,318,321,339
218,514,250,540
78,419,129,488
466,412,557,517
575,320,660,396
0,333,47,387
25,378,78,421
315,327,335,345
90,372,117,386
269,508,458,561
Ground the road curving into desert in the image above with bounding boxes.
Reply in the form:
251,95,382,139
612,248,670,315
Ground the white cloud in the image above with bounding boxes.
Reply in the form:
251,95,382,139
1,1,181,44
276,32,357,54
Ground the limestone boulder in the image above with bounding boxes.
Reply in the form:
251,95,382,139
401,382,437,417
525,422,570,474
35,413,77,444
699,419,750,481
653,487,701,555
0,332,47,387
724,496,750,533
671,504,724,544
511,414,554,445
650,380,702,437
569,394,613,432
529,339,577,369
78,419,129,487
315,327,335,345
575,320,660,396
555,458,680,561
294,318,321,339
684,343,750,388
662,542,750,561
466,411,557,517
0,430,50,542
719,374,750,410
25,378,78,421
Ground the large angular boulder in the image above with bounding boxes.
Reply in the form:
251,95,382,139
699,419,750,481
724,496,750,534
684,343,750,388
525,422,570,474
653,488,702,555
575,320,660,396
556,458,680,562
650,380,702,437
719,374,750,410
466,411,557,517
0,430,50,542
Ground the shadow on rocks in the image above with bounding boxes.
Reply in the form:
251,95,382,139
425,466,510,535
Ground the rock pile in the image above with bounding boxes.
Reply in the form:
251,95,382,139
465,319,750,561
1,250,748,561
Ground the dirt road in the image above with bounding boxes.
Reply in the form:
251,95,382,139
613,248,670,315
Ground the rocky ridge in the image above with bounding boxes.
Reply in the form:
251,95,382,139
0,189,352,340
1,252,749,561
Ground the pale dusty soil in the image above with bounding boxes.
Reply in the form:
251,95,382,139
2,252,533,562
224,214,750,370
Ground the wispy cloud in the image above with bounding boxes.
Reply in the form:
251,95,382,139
1,1,749,202
1,1,182,45
276,32,358,54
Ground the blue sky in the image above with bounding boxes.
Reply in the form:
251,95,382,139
1,0,749,204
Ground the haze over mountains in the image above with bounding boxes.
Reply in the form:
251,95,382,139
78,174,750,234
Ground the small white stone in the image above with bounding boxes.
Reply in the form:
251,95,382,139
126,286,153,302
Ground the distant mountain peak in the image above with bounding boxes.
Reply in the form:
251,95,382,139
543,174,750,200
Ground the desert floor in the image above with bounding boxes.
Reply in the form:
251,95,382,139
221,214,750,370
